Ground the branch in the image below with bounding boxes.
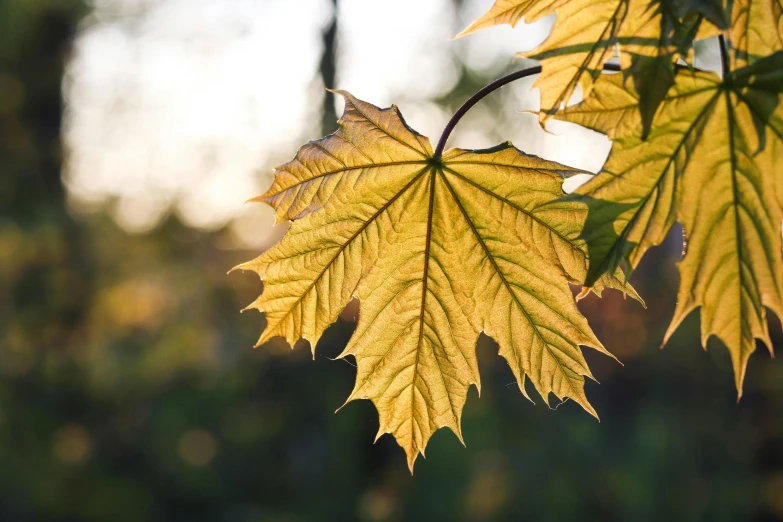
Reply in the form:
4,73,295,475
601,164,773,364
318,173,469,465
433,62,622,159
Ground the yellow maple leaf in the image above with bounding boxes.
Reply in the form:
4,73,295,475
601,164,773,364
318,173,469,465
455,0,567,38
236,91,638,470
554,51,783,395
728,0,783,67
528,0,727,121
458,0,723,126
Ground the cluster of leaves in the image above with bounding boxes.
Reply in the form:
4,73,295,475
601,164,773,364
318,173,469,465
238,0,783,470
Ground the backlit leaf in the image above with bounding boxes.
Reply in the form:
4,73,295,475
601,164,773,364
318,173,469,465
728,0,783,67
554,51,783,394
236,92,638,470
528,0,723,120
455,0,565,38
459,0,723,124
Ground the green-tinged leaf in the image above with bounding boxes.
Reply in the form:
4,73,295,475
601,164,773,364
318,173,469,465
527,0,722,121
522,0,629,119
685,0,730,29
728,0,783,67
236,92,639,471
458,0,722,122
624,1,725,133
554,51,783,394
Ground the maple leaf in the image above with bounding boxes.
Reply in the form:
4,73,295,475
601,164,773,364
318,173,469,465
529,0,727,123
728,0,783,67
455,0,566,38
236,91,639,470
553,51,783,394
458,0,723,129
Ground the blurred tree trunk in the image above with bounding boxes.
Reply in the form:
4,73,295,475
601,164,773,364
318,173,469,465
319,0,339,135
1,2,86,212
0,2,91,380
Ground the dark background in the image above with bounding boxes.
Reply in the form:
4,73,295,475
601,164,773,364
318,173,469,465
2,1,782,521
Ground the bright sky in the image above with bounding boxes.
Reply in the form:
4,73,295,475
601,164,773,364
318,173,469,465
62,0,631,247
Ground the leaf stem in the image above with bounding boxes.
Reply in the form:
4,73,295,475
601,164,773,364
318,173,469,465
718,34,730,79
433,63,622,159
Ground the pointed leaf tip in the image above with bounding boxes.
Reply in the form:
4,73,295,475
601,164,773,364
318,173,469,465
238,93,635,467
557,57,783,396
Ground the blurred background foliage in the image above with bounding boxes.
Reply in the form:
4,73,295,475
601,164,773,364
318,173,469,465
1,0,783,521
